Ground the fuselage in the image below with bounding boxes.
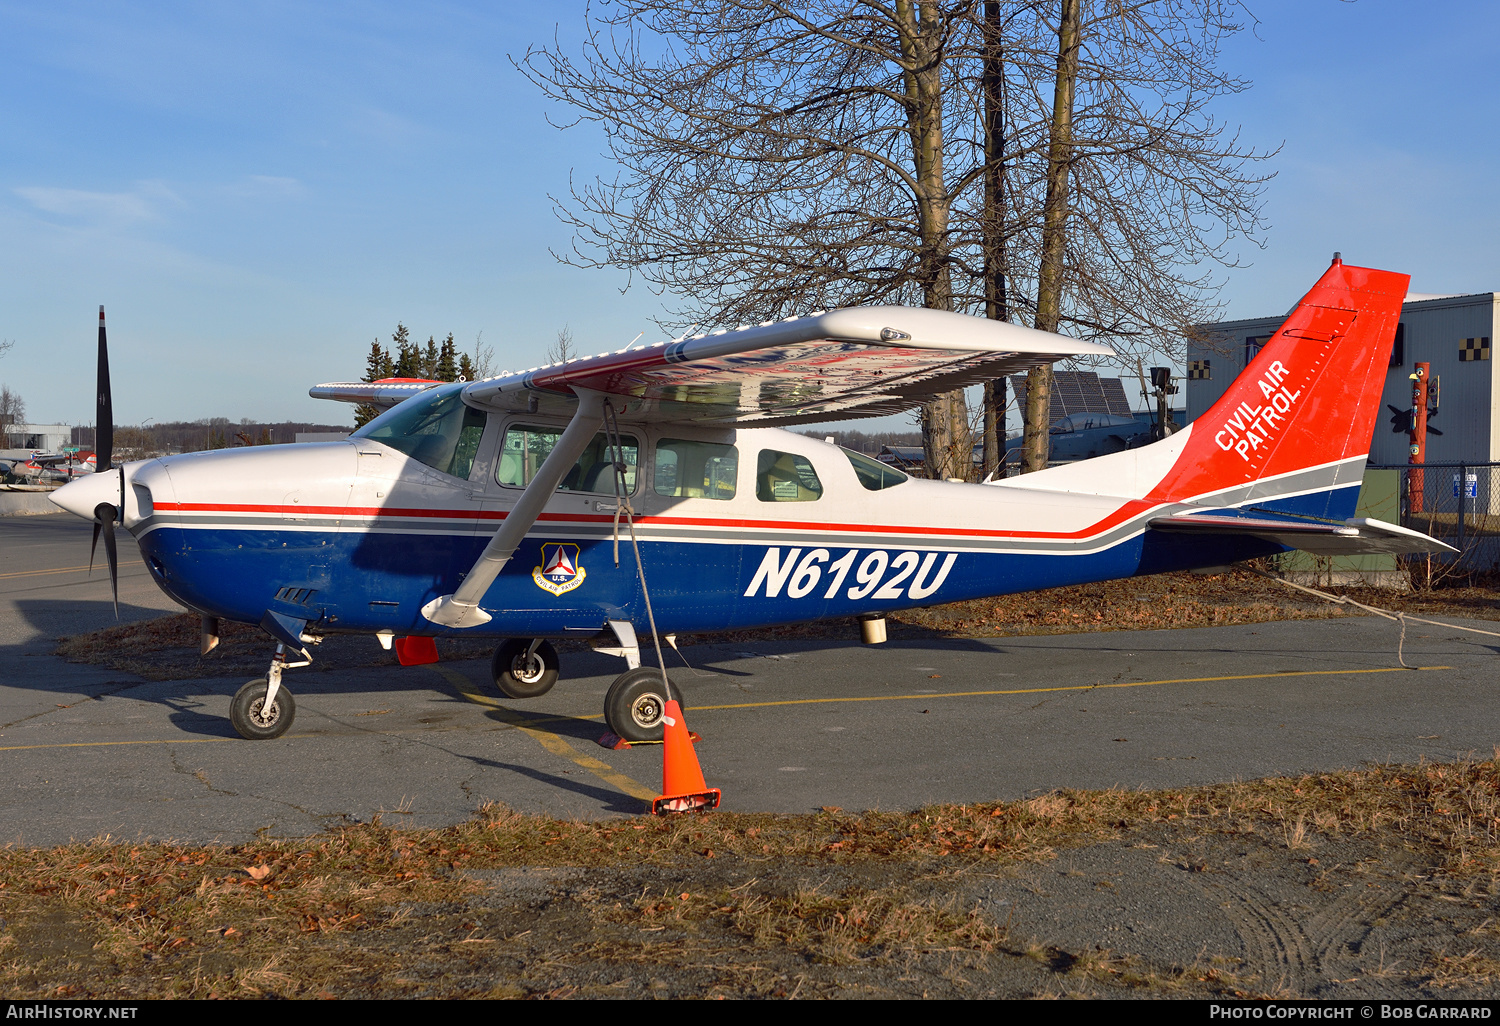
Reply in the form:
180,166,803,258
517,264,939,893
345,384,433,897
53,389,1344,640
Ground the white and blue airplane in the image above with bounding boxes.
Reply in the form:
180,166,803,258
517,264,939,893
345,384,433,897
52,258,1452,743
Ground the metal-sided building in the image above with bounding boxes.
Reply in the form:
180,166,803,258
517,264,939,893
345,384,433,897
1190,290,1500,574
2,423,72,453
1189,291,1497,466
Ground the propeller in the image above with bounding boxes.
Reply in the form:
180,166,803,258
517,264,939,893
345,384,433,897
90,305,121,616
90,499,119,616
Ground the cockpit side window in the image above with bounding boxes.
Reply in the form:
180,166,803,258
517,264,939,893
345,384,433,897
756,449,823,502
352,386,488,481
496,425,639,494
655,438,738,499
844,448,907,490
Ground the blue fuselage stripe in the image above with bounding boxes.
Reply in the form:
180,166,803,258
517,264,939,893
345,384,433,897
133,485,1356,637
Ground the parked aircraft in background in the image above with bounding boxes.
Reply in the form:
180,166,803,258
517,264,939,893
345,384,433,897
10,450,96,483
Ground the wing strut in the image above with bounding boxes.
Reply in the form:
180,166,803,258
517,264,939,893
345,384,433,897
422,389,606,628
420,387,606,621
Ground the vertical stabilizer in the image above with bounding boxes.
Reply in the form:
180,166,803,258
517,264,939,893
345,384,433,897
1145,258,1409,517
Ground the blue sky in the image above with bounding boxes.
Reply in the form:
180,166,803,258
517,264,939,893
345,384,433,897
1,0,1496,427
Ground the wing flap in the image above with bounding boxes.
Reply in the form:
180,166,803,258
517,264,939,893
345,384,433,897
1147,513,1458,556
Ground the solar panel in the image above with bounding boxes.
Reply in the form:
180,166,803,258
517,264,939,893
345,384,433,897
1008,372,1134,421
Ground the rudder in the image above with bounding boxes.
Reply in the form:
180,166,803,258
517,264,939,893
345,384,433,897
1147,258,1410,519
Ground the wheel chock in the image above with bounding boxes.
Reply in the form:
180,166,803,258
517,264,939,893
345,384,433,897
597,730,701,750
651,700,720,815
393,636,440,666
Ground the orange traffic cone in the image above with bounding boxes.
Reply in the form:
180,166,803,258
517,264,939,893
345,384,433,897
651,700,721,815
393,635,439,666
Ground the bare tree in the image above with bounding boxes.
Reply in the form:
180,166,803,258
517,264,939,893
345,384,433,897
548,325,578,365
0,384,25,436
472,331,496,379
1022,0,1078,473
521,1,1273,475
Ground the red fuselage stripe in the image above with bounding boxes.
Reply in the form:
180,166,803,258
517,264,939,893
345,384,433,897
151,499,1155,541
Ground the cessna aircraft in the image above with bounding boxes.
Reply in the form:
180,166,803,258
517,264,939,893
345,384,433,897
51,258,1453,743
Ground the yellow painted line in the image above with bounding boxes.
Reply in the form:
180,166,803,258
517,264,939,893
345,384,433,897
687,665,1453,713
0,563,95,581
0,665,1451,757
426,665,656,803
0,735,316,752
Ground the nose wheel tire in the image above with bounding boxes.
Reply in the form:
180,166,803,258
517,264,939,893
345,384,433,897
491,639,560,699
230,678,296,740
603,667,684,743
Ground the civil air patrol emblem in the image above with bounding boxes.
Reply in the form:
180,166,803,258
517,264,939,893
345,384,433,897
532,542,586,596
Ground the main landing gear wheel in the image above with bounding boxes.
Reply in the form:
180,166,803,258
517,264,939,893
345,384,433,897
603,667,684,744
230,678,296,740
491,639,560,699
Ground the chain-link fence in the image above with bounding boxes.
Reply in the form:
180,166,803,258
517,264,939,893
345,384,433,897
1367,462,1500,577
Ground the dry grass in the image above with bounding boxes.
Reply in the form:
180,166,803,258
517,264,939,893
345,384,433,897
1423,949,1500,988
613,884,1004,965
6,755,1500,997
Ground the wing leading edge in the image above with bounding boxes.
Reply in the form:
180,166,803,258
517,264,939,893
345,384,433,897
311,307,1112,425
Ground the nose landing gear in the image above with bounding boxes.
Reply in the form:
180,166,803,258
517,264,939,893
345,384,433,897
230,642,308,740
230,677,296,740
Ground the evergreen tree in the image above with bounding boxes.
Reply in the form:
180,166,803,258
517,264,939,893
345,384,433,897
437,333,458,381
392,324,420,378
355,337,393,428
422,335,440,379
457,353,476,382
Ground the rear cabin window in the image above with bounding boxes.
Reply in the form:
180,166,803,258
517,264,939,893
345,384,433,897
756,449,823,502
654,439,738,500
352,386,488,481
497,425,639,494
844,448,907,491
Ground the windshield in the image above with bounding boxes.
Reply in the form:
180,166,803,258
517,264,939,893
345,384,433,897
843,448,906,490
352,384,488,480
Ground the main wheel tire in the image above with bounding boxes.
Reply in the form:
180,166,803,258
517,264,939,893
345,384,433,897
603,667,685,743
230,678,296,740
491,639,560,699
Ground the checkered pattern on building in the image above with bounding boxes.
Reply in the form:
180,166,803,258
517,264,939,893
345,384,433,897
1460,337,1491,362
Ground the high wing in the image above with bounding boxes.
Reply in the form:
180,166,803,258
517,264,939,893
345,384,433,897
312,307,1113,425
1147,514,1456,556
309,306,1110,629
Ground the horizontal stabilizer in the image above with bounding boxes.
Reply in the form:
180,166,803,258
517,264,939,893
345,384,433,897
309,379,442,408
1147,513,1458,556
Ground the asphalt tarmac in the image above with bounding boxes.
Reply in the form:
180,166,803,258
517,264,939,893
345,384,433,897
3,512,1499,847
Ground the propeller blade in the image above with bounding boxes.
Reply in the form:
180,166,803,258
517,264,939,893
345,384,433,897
96,306,112,473
89,520,101,573
93,502,119,618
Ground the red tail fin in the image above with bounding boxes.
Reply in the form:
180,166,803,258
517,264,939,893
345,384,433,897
1149,259,1409,507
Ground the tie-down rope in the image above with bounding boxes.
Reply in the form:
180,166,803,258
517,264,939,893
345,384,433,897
1250,566,1500,668
602,400,671,691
